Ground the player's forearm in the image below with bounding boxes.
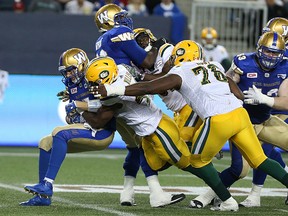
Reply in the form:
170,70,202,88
105,83,147,96
74,100,101,112
74,101,88,111
272,97,288,110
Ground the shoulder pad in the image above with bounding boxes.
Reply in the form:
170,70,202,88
231,60,243,75
159,43,173,57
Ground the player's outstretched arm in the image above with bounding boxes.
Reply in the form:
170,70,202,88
98,74,181,97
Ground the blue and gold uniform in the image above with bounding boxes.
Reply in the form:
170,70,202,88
20,48,115,206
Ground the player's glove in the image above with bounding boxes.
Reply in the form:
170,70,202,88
243,85,274,107
57,90,69,102
152,37,168,50
89,81,102,98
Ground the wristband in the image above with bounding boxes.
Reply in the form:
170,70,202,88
263,95,275,107
105,84,125,96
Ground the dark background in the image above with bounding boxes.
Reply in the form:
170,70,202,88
0,13,173,75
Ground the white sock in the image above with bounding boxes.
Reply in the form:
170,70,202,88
249,183,262,196
44,177,54,184
146,175,164,194
123,176,135,189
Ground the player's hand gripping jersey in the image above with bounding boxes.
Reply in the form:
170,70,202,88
232,52,288,124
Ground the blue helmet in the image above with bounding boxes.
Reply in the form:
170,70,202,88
256,31,285,70
114,10,133,29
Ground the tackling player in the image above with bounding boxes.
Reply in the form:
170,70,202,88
95,39,288,212
93,4,183,207
132,27,202,149
191,31,288,209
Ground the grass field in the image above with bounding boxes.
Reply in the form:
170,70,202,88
0,147,288,215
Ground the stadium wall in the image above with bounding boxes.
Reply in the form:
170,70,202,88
0,12,174,75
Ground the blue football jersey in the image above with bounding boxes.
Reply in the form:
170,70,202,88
95,25,147,66
67,77,94,102
233,52,288,124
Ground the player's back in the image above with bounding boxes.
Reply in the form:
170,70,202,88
95,25,147,66
169,60,242,119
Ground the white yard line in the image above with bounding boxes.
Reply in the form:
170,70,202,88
16,184,286,197
1,182,287,215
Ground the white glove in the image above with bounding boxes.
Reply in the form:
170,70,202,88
243,85,274,107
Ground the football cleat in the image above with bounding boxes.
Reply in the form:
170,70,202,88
120,187,136,206
210,196,222,208
150,193,186,208
239,195,260,207
210,197,239,211
189,188,216,209
285,191,288,205
19,195,51,206
24,181,53,197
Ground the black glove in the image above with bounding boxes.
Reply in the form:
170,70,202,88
152,37,169,50
57,89,69,102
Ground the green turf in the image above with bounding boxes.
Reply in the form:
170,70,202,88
0,147,287,215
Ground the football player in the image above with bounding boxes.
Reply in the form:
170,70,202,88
201,27,231,71
190,31,288,209
93,4,184,207
132,27,202,149
239,17,288,207
20,48,116,206
96,39,288,212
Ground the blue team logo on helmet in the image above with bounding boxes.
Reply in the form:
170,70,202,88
114,10,133,29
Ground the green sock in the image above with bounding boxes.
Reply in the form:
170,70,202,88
258,158,288,186
183,163,231,201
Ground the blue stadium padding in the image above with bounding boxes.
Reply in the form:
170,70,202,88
0,74,231,150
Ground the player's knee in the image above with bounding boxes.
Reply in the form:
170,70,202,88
176,155,191,169
38,135,52,151
239,164,250,179
51,126,65,137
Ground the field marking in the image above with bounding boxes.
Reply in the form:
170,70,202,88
17,184,286,197
1,182,287,215
0,183,137,216
0,152,126,159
